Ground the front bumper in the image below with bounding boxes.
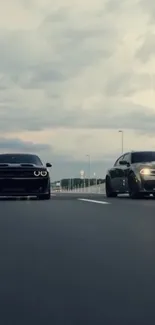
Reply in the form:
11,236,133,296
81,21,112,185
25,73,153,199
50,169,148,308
0,177,50,196
139,175,155,193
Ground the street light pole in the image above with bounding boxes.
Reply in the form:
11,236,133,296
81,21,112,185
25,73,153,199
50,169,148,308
86,154,91,188
119,130,124,154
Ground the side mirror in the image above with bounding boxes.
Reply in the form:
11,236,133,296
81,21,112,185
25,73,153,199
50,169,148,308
119,160,129,166
46,162,52,167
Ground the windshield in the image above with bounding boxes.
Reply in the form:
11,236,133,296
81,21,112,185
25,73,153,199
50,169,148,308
131,152,155,164
0,154,43,165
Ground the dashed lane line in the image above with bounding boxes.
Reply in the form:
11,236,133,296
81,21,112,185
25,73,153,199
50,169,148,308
78,198,110,204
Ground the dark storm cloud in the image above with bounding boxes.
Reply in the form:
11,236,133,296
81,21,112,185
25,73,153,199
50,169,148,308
0,6,118,89
0,99,155,134
0,138,51,152
82,105,155,132
16,9,118,88
0,4,119,135
0,0,153,139
105,72,152,96
0,104,81,133
17,66,66,89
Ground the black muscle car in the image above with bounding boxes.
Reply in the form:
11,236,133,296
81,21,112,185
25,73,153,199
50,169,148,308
105,151,155,199
0,153,52,199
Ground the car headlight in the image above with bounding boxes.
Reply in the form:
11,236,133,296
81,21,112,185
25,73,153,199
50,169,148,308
34,171,41,176
140,168,151,175
41,171,48,176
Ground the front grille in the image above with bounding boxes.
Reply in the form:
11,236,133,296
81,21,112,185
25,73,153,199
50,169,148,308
0,168,36,178
143,181,155,191
0,178,48,194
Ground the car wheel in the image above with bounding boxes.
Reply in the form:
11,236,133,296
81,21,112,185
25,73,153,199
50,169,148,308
105,177,117,198
128,174,141,199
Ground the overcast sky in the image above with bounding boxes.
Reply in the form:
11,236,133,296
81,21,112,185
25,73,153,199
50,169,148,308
0,0,155,179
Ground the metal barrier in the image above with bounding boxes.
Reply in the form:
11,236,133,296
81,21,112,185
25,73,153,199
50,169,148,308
51,183,105,194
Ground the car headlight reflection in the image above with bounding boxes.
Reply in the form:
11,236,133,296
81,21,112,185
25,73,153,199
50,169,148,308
140,168,151,175
41,171,48,176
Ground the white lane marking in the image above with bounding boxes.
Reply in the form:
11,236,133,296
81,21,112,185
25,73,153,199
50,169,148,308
78,199,110,204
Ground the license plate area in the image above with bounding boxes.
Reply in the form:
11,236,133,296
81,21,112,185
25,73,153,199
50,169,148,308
1,179,25,192
3,188,25,192
0,178,46,193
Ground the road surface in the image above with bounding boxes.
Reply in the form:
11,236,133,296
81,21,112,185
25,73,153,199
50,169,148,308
1,193,155,324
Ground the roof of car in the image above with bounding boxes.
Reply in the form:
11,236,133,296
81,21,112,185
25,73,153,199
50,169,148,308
130,150,155,153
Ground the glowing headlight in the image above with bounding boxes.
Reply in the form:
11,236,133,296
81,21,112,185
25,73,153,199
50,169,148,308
41,171,48,176
140,168,151,175
34,171,41,176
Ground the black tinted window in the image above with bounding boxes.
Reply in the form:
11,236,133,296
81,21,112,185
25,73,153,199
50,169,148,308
0,154,42,165
131,152,155,163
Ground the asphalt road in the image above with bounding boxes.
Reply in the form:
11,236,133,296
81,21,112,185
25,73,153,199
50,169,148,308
1,193,155,325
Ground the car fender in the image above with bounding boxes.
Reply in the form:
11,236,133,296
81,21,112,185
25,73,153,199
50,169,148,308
105,170,112,181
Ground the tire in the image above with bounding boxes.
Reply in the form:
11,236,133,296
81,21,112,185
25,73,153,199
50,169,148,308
105,177,117,198
128,173,141,199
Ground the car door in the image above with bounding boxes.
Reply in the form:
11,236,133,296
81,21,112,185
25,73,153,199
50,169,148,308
110,155,124,191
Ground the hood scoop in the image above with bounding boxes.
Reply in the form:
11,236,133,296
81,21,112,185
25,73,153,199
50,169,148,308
0,163,36,167
20,163,35,167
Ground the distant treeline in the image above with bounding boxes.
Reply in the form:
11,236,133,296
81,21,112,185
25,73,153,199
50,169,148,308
52,178,105,189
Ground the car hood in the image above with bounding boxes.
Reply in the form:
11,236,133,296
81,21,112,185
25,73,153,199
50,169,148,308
0,163,47,169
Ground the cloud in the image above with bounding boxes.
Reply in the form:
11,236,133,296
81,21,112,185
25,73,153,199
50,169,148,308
0,0,154,177
140,0,155,23
104,0,127,12
136,32,155,63
0,138,50,152
0,96,154,133
2,7,118,88
105,72,152,96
